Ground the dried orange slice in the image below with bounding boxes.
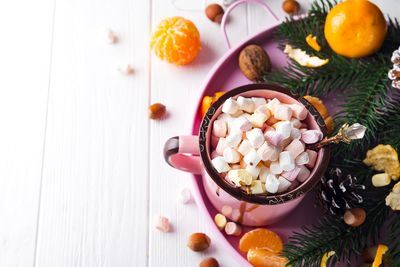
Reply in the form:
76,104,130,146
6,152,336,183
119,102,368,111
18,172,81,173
201,91,225,118
284,44,329,68
150,17,201,65
247,249,287,267
306,34,321,52
304,95,334,133
239,228,283,253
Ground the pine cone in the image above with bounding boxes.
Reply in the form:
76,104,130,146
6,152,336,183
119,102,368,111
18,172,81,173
389,46,400,89
318,168,366,216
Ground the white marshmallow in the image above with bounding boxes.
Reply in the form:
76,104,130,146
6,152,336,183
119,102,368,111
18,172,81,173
118,64,134,75
301,130,323,144
222,98,239,115
231,109,244,118
223,147,241,163
177,187,192,204
252,97,267,108
217,113,234,129
264,128,284,147
227,170,242,187
238,139,252,156
265,174,280,194
289,104,308,120
225,130,242,148
212,156,230,173
275,121,292,139
257,142,280,161
233,116,252,132
297,165,311,182
105,28,118,44
259,167,271,183
245,165,261,178
278,176,292,193
279,151,295,171
216,138,227,155
255,104,271,116
243,149,262,167
237,96,255,113
270,161,283,175
274,104,293,121
213,120,227,138
246,128,265,148
306,149,318,168
290,128,302,140
281,166,301,181
249,113,268,128
295,151,310,165
266,98,280,113
250,180,265,194
284,139,305,158
290,118,302,129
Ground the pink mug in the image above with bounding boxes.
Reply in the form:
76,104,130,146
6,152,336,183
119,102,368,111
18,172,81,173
164,84,330,226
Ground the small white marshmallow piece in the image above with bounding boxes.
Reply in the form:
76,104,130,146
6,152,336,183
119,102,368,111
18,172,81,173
222,98,239,115
225,130,242,148
105,28,118,44
213,120,227,138
279,151,295,171
237,96,255,113
275,121,292,139
252,97,267,108
212,156,230,173
270,161,283,175
295,151,310,165
265,174,280,194
301,130,323,144
223,147,241,163
274,104,293,121
250,113,269,128
233,116,252,132
118,64,134,75
246,128,265,148
243,149,262,167
177,188,192,204
238,139,252,156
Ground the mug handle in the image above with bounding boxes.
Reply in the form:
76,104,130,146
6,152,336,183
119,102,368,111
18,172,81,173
163,135,202,175
221,0,280,49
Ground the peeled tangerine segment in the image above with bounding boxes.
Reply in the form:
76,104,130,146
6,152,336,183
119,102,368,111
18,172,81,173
247,249,287,267
239,228,283,253
284,44,329,68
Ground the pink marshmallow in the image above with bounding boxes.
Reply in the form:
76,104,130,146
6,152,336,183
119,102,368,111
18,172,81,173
284,139,305,158
301,130,323,144
233,116,252,132
264,129,283,147
277,176,292,193
306,149,318,168
297,165,311,183
212,119,227,138
154,215,171,232
257,142,280,161
274,104,293,121
281,166,301,181
289,104,308,120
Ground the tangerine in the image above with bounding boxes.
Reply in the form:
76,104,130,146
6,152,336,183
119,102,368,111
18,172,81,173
324,0,387,58
150,17,201,65
247,249,287,267
239,228,283,253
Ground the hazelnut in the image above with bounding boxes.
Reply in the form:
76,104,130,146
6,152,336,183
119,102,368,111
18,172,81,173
282,0,300,15
148,103,166,120
199,257,219,267
239,44,271,81
187,232,211,252
343,208,366,227
205,4,224,24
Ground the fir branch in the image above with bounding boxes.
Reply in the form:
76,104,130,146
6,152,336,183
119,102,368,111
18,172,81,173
283,196,390,267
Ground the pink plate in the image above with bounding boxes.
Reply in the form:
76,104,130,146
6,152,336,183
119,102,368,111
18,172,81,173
187,1,348,266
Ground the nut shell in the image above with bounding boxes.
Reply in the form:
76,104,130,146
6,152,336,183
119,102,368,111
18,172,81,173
343,208,366,227
239,45,271,81
187,232,211,252
148,103,166,120
205,4,224,24
282,0,300,15
199,257,219,267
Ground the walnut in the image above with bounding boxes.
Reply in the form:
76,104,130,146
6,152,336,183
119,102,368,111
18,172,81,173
239,45,271,81
363,144,400,180
386,181,400,211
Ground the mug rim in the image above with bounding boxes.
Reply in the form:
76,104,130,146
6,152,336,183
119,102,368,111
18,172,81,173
198,83,330,205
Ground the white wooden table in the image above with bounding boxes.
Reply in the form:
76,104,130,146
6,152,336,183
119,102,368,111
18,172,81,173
0,0,398,266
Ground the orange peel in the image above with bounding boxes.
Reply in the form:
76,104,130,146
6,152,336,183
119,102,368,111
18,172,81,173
284,44,329,68
372,244,389,267
306,34,321,52
320,251,335,267
200,91,225,118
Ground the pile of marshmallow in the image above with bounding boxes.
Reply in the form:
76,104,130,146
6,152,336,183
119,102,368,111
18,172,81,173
210,96,323,195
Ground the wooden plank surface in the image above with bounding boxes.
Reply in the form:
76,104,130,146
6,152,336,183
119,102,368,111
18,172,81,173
0,0,55,266
0,0,399,267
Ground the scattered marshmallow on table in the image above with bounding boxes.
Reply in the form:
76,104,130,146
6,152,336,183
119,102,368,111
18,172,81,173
178,188,192,204
154,215,171,233
210,95,322,195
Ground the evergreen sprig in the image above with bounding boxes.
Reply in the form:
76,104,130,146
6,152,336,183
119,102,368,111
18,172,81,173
262,0,400,265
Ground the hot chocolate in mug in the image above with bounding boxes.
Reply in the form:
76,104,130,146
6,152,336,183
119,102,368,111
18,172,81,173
164,84,330,226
